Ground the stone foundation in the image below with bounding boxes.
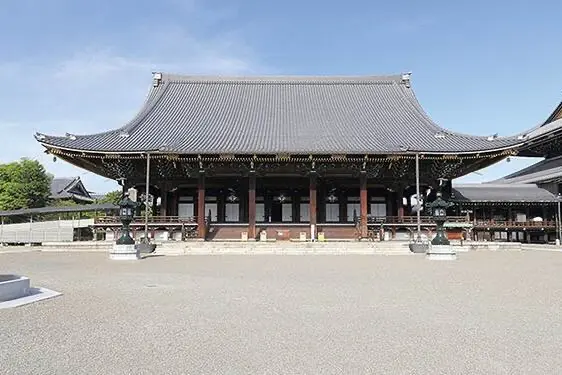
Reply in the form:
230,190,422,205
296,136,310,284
109,244,141,260
0,275,30,302
427,244,457,260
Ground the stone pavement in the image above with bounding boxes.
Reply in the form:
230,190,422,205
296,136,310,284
0,251,561,374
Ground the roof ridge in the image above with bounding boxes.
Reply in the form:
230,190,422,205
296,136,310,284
161,73,405,84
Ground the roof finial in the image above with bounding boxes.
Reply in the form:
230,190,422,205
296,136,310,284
152,72,162,87
401,72,412,88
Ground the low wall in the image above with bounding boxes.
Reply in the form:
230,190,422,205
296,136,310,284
452,241,522,252
520,244,562,252
36,241,111,252
0,219,93,243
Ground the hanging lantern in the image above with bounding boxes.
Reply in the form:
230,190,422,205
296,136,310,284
275,193,287,203
226,188,239,203
326,189,338,203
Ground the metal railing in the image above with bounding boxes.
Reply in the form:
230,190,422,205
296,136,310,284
94,216,197,225
367,216,468,225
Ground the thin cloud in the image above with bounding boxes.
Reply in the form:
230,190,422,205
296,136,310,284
0,20,266,193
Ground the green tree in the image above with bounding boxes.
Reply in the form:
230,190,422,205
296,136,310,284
95,190,122,205
0,158,51,211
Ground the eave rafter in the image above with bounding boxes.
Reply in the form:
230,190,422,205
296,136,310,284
44,147,518,182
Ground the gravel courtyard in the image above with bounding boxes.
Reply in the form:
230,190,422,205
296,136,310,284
1,251,561,374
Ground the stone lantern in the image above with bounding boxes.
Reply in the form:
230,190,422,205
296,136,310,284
110,193,140,260
116,193,137,245
426,189,457,260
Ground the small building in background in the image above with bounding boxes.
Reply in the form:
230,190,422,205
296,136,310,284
50,177,94,204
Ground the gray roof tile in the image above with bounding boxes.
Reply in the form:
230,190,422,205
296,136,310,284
37,73,528,154
50,177,93,201
493,156,562,184
452,183,557,202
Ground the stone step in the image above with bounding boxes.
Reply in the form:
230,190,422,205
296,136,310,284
154,242,413,256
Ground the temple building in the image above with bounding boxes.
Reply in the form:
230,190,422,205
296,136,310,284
34,72,562,242
50,177,94,204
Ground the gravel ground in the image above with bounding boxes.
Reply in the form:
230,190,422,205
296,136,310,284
1,251,561,375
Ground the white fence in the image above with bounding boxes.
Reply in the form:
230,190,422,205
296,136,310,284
0,219,93,243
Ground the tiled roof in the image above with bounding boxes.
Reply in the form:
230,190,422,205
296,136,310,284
36,73,527,154
50,177,76,198
493,156,562,184
50,177,93,202
452,183,557,202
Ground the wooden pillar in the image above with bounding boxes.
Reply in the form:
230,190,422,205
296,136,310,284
339,189,346,223
248,172,256,240
310,172,317,238
264,190,271,223
170,190,178,216
396,189,404,218
317,184,325,224
360,172,368,238
217,192,225,223
197,173,206,239
385,188,393,219
292,192,298,224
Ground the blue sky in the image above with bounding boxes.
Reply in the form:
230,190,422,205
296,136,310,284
1,0,561,193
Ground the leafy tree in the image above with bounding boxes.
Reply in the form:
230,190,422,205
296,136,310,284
95,190,122,205
0,159,51,211
41,199,79,220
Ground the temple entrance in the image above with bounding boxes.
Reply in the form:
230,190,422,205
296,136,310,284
204,202,218,222
270,201,293,222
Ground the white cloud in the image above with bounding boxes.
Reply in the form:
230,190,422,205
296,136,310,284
53,50,154,85
0,14,265,194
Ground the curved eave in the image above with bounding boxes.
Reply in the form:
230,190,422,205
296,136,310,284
540,100,562,126
38,141,523,157
35,72,539,156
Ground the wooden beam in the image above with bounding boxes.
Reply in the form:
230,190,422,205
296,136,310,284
248,171,256,240
360,171,368,238
310,172,317,238
197,173,206,239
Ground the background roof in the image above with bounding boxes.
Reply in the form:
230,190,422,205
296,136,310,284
452,183,558,203
50,177,93,201
492,156,562,184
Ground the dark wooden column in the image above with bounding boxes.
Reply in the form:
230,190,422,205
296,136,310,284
170,189,178,216
160,189,168,217
360,171,368,238
217,192,225,223
310,172,317,238
248,172,256,240
292,194,298,223
318,184,325,223
339,189,346,223
396,188,405,218
197,173,206,239
264,190,271,223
